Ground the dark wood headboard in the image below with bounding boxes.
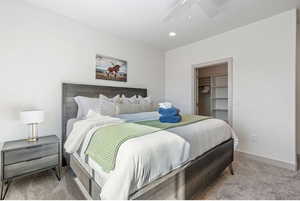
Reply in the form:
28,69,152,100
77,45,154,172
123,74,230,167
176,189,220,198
62,83,147,163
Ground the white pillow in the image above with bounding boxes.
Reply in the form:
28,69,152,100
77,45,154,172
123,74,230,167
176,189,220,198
74,96,100,119
99,94,120,116
116,102,154,115
137,95,152,104
86,110,103,119
121,95,138,104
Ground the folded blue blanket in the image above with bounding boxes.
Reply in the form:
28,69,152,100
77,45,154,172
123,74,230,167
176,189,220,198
159,115,182,123
158,107,179,116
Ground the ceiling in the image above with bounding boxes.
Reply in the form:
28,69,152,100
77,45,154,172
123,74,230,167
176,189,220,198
24,0,300,51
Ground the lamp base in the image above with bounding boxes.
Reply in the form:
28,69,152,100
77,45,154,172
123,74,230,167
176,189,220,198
27,137,38,142
28,123,39,142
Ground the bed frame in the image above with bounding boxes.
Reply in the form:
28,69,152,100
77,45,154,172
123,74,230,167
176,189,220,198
62,83,234,200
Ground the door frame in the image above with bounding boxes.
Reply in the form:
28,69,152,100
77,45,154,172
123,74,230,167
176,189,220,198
191,57,233,125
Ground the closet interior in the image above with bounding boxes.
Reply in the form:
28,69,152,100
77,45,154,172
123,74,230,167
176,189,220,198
195,63,230,123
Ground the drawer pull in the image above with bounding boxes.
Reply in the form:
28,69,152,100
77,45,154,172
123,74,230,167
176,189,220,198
25,145,43,149
25,156,43,162
24,157,51,162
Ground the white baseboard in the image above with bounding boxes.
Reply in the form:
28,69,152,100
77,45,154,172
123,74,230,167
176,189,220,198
236,151,297,171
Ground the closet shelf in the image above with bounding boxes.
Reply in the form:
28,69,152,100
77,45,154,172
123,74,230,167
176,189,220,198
212,75,228,78
212,98,228,100
212,109,228,112
212,86,228,88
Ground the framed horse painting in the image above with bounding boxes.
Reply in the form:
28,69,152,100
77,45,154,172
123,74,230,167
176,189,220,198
95,54,127,82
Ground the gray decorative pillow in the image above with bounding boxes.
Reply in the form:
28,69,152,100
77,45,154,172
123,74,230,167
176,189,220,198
116,102,154,114
99,94,121,116
121,95,138,104
137,95,152,104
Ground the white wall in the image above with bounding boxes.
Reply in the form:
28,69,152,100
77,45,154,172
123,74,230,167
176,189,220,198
0,0,165,142
166,10,297,166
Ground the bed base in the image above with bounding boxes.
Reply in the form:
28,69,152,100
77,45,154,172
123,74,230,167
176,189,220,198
70,138,234,200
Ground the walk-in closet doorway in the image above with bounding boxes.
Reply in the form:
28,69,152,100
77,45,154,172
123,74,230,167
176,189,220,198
192,58,233,125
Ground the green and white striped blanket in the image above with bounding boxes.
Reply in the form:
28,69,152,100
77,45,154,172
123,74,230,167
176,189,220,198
85,114,210,172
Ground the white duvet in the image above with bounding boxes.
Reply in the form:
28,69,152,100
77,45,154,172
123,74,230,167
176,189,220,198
169,118,237,160
64,112,190,200
64,112,124,153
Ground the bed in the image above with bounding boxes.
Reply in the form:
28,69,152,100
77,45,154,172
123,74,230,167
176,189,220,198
62,83,235,200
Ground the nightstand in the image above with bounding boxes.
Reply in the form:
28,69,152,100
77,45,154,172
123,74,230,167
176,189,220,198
0,135,61,200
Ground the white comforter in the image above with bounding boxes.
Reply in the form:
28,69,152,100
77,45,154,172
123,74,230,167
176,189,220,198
64,114,190,200
168,118,237,160
64,114,124,153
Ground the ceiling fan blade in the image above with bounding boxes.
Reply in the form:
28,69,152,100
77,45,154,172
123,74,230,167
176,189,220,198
163,0,231,21
212,0,231,7
198,0,231,18
163,0,194,22
197,0,219,18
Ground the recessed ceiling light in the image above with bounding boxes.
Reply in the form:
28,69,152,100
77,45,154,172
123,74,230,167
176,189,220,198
169,32,177,37
182,0,188,5
188,15,192,20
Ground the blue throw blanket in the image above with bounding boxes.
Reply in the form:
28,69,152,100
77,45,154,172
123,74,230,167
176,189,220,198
158,107,179,116
158,107,181,123
159,115,182,123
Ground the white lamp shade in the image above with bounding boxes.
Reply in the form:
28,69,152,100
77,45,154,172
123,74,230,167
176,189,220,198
20,110,44,124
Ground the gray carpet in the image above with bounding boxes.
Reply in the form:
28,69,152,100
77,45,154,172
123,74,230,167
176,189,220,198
4,169,85,200
194,154,300,200
4,154,300,200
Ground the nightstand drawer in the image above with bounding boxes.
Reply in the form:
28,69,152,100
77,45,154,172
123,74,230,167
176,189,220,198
4,154,58,179
4,143,58,165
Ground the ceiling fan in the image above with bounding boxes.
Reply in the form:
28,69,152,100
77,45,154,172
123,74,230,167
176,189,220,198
163,0,231,22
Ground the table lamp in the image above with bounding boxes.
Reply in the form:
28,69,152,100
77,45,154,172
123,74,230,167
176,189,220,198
20,110,44,142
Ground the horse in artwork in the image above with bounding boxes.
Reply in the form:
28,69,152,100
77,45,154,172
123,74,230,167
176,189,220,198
106,63,121,79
